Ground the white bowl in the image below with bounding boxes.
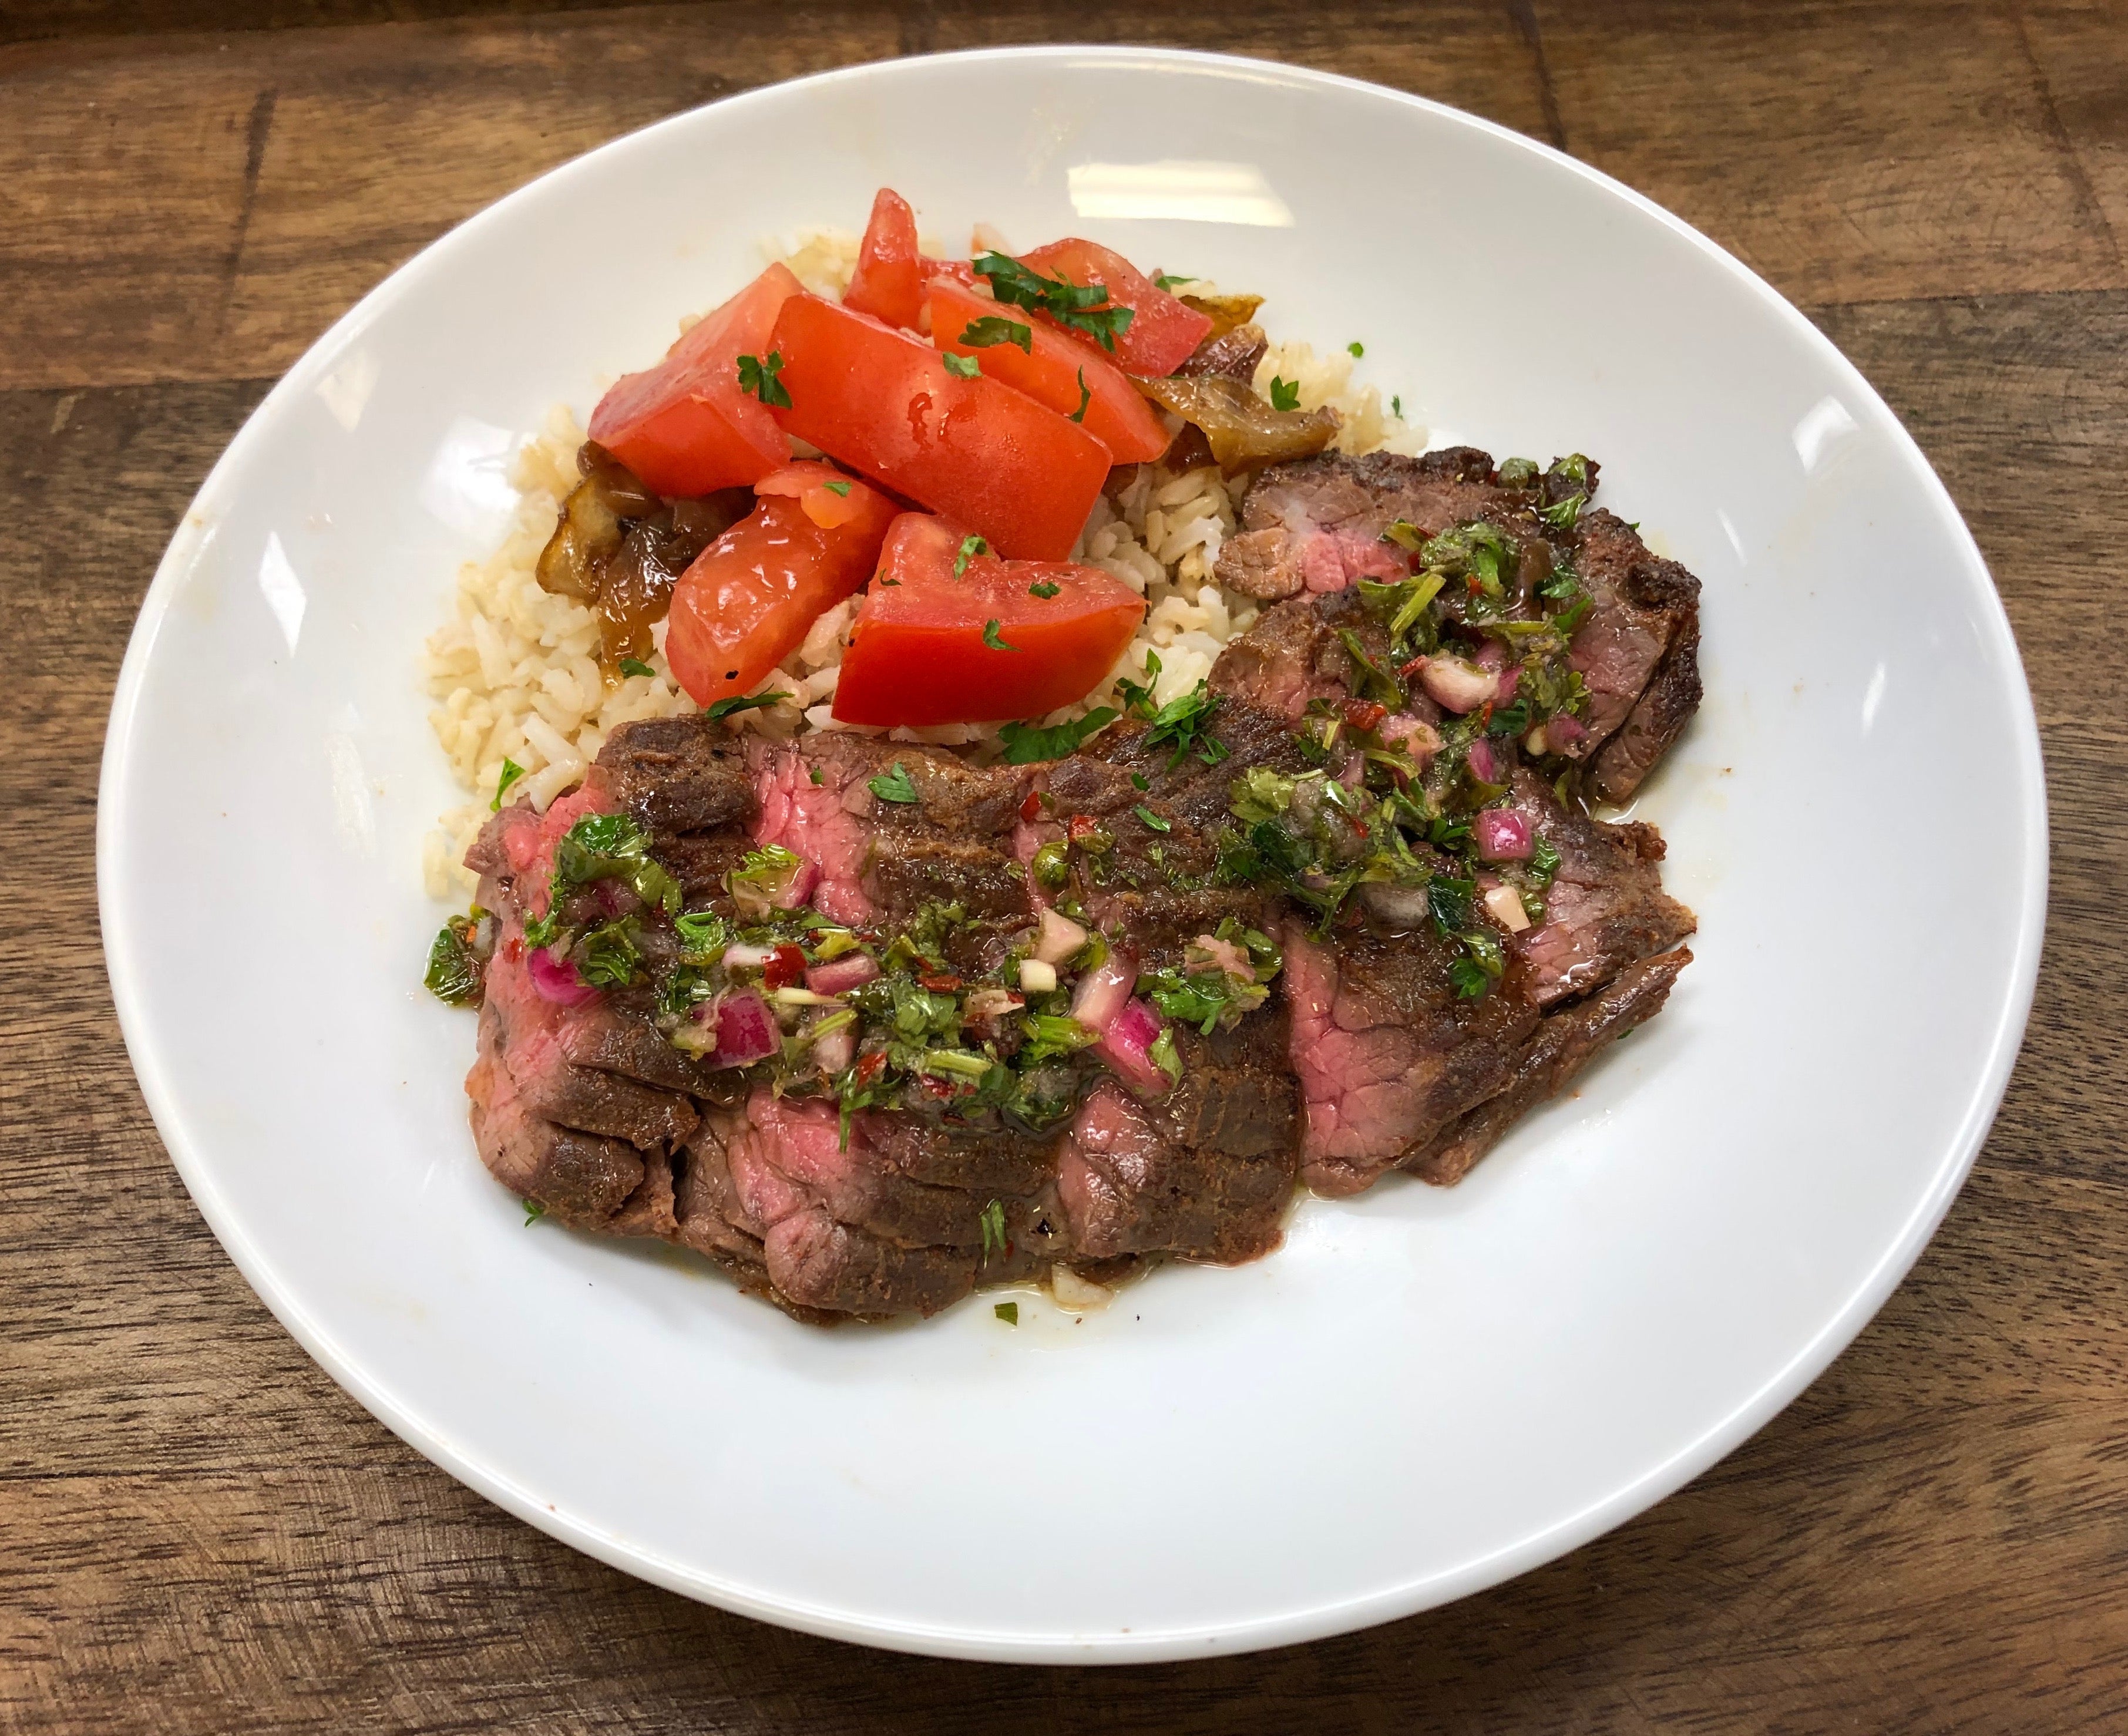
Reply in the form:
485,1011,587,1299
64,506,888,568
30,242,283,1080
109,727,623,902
99,47,2045,1662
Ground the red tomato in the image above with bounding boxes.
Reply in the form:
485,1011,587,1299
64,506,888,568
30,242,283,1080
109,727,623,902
1007,239,1213,378
766,292,1111,561
844,189,923,329
832,514,1145,726
664,462,898,709
924,278,1169,464
587,264,802,497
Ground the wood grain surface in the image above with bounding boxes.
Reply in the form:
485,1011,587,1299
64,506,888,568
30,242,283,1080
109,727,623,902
4,2,2124,1729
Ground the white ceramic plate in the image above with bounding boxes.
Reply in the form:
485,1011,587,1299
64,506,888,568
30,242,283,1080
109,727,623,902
100,48,2045,1662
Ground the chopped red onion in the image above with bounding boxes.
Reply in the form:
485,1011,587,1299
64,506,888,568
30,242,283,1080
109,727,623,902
1467,736,1504,786
1494,665,1521,703
722,942,778,969
810,1020,856,1075
805,953,880,995
1095,997,1172,1096
709,990,779,1068
527,946,600,1007
1418,655,1495,714
1378,714,1443,765
1070,951,1137,1034
1474,809,1534,861
1547,713,1589,749
1033,907,1090,966
1473,638,1508,672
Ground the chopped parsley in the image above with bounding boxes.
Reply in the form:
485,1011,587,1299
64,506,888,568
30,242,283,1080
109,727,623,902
423,912,486,1005
616,656,655,678
1120,657,1226,769
953,533,989,577
490,757,525,812
1153,271,1196,290
1448,955,1491,998
523,1199,544,1226
1391,395,1403,418
997,707,1117,764
574,917,643,988
941,349,981,379
959,315,1033,352
973,251,1136,351
527,813,684,950
735,351,791,408
673,909,731,962
982,618,1018,652
1132,804,1171,833
979,1198,1008,1262
1268,375,1301,412
1069,366,1091,423
704,690,791,720
1347,340,1364,358
868,762,919,805
994,1300,1020,1325
1148,1028,1182,1088
823,479,852,497
1029,580,1061,598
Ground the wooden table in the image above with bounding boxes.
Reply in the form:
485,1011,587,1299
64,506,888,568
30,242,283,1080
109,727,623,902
6,2,2124,1728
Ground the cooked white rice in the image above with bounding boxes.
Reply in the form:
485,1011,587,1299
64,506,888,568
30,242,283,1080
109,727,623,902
422,228,1427,898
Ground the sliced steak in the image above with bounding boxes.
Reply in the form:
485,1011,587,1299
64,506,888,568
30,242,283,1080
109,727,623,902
554,995,741,1099
466,1009,644,1227
1213,448,1504,601
1405,946,1691,1185
672,1122,771,1279
1283,920,1541,1196
1057,1080,1292,1264
599,715,756,836
1505,769,1696,1007
1561,509,1702,800
1156,1001,1299,1161
481,937,698,1150
608,1148,680,1240
768,1209,979,1318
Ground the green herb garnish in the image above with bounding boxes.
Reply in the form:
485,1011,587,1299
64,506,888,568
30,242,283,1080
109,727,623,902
1029,580,1061,598
1132,804,1171,833
523,1199,544,1226
982,618,1018,652
979,1198,1008,1262
574,917,643,988
823,479,852,497
1153,272,1195,290
1069,366,1091,423
616,656,655,678
1268,375,1301,412
735,351,791,408
490,758,525,812
954,533,989,577
1347,341,1364,358
973,251,1137,351
868,762,919,805
423,913,486,1006
997,708,1118,764
704,690,791,720
995,1300,1020,1325
942,350,981,379
960,315,1033,352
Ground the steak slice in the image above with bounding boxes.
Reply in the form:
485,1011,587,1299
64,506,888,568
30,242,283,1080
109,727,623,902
1561,509,1702,800
1214,448,1503,601
768,1209,979,1318
599,715,757,837
1157,1000,1300,1161
466,1009,644,1227
1404,946,1691,1185
671,1122,771,1279
1283,920,1542,1196
1057,1080,1293,1264
1505,769,1696,1007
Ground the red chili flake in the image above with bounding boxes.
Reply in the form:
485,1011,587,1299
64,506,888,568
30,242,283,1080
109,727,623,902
918,1074,960,1100
917,971,963,993
762,944,807,990
1353,821,1371,840
1019,788,1042,824
1399,657,1428,681
1478,701,1494,731
1342,698,1387,732
1465,573,1482,595
1068,813,1101,843
854,1051,886,1086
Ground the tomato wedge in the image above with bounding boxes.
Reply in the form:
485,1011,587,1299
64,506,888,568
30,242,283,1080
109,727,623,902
587,264,801,497
925,277,1170,464
844,188,923,329
1004,239,1212,378
664,462,897,709
832,514,1145,726
766,292,1111,561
